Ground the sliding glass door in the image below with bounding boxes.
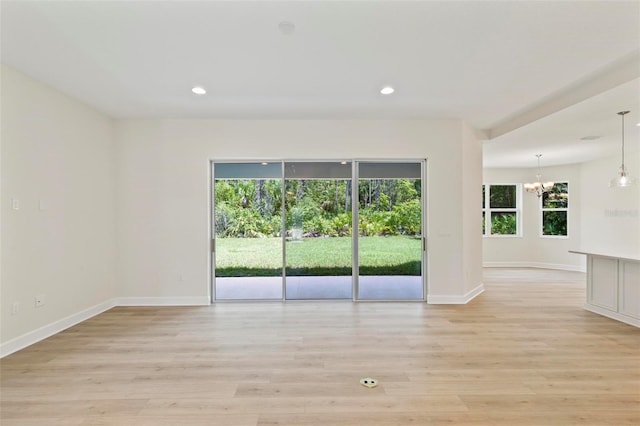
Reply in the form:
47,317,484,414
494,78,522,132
213,162,283,300
284,162,352,299
357,162,424,300
211,160,425,301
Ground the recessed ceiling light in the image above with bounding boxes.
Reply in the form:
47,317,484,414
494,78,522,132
278,21,295,35
261,162,269,165
192,86,206,95
380,86,395,95
636,122,640,126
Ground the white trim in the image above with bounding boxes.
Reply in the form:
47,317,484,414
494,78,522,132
482,183,522,237
427,283,485,304
483,261,586,273
584,303,640,328
0,299,116,358
1,297,212,358
116,296,210,306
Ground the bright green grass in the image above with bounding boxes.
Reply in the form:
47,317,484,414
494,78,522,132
215,236,421,276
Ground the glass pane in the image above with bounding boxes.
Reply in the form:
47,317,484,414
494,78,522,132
542,182,568,209
214,172,283,300
359,162,421,179
543,210,567,236
285,162,352,179
490,211,517,235
284,170,352,299
489,185,516,208
482,185,485,209
215,162,281,179
357,162,423,300
482,211,486,235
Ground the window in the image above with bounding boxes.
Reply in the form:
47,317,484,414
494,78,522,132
482,184,520,236
541,182,568,237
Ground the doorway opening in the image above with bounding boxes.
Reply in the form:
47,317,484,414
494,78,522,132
211,160,426,301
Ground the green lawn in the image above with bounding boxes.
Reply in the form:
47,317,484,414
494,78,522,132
215,236,421,277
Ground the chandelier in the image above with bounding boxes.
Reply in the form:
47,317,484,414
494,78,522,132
609,110,637,188
524,154,554,197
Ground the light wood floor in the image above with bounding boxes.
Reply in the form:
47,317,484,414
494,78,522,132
1,268,639,425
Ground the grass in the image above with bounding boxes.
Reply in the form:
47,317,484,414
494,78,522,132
215,236,421,277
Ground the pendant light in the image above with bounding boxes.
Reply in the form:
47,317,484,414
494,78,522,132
609,111,637,188
524,154,554,197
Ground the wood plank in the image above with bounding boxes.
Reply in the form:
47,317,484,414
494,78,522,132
1,268,639,425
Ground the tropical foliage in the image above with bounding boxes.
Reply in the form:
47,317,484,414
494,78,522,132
542,182,568,236
214,178,421,238
490,212,517,235
483,184,518,235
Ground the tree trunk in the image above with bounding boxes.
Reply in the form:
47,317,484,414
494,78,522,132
374,179,380,211
255,179,263,211
296,180,305,203
344,180,350,212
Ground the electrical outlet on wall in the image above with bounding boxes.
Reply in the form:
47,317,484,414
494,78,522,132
35,294,45,308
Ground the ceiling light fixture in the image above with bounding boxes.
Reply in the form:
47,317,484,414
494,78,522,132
278,21,295,35
524,154,554,197
610,111,637,188
192,86,206,95
380,86,395,95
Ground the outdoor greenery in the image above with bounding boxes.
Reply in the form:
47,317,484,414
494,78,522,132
542,211,567,236
542,182,568,209
214,177,422,276
215,179,421,238
483,184,518,235
542,182,568,236
490,212,517,235
215,236,421,277
489,185,516,209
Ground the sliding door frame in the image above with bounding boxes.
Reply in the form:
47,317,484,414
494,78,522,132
210,159,428,303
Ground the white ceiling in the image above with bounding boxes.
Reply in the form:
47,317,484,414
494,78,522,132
1,0,639,167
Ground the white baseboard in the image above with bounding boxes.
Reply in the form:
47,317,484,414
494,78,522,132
116,296,210,306
584,304,640,328
427,283,485,304
483,261,586,273
1,297,210,358
0,299,117,358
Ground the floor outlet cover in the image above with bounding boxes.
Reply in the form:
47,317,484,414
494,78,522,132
360,377,378,388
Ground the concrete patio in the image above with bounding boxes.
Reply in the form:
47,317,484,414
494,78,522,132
215,275,423,300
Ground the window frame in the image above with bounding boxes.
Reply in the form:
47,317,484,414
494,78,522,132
540,181,569,239
482,183,522,238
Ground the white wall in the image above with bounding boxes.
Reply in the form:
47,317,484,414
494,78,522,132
0,65,117,353
0,67,485,355
483,164,584,271
114,119,484,304
579,153,640,255
461,123,484,296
